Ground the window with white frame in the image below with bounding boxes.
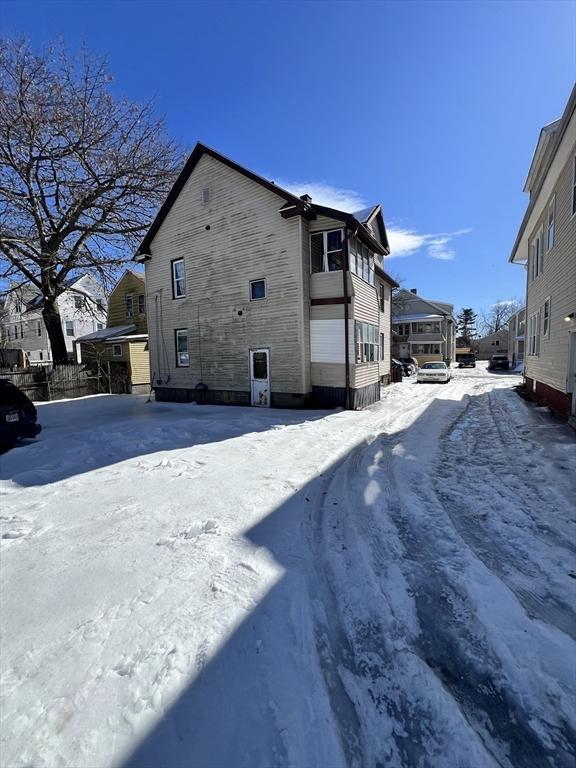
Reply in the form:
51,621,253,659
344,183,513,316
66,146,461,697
97,322,104,331
249,279,266,301
310,230,344,273
172,259,186,298
543,297,551,338
546,197,555,250
138,294,146,315
112,344,123,357
529,229,543,280
528,312,540,355
412,321,441,334
175,328,189,367
412,343,441,354
348,235,375,285
355,322,380,363
65,320,74,336
125,294,134,318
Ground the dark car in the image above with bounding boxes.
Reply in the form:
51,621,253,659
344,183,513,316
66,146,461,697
398,356,418,375
488,354,510,371
391,358,405,382
0,379,42,448
457,353,476,368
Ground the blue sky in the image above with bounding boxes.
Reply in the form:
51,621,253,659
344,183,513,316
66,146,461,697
2,0,575,315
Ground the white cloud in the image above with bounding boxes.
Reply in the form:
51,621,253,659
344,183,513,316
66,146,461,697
276,179,366,212
276,178,470,261
387,226,471,261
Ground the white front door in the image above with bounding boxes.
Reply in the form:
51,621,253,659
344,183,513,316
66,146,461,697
250,349,270,407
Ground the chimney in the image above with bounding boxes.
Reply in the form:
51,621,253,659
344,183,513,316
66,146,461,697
410,288,417,294
299,194,312,204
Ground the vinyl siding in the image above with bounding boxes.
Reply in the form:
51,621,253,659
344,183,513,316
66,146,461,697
309,217,345,234
524,140,576,394
310,272,349,300
350,273,379,324
310,319,354,363
311,362,345,387
145,153,306,394
311,304,345,320
128,341,151,385
108,271,147,333
353,363,379,388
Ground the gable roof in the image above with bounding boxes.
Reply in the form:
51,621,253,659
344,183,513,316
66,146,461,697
136,143,306,257
393,289,454,318
135,142,390,259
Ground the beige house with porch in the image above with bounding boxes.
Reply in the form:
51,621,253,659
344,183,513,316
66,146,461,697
134,143,397,409
509,84,576,420
392,289,456,365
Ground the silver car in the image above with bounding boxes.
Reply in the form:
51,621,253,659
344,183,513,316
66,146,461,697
416,361,451,384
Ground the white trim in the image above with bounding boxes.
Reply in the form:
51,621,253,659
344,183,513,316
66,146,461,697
310,228,345,274
175,328,189,367
543,296,551,338
172,258,186,299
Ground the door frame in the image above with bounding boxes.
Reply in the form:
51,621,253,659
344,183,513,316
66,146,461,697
249,347,271,407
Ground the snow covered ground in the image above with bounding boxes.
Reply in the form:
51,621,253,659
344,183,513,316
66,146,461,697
1,363,575,768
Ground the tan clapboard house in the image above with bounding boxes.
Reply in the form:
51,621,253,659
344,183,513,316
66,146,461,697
134,143,397,409
76,270,150,393
510,85,576,419
392,289,456,365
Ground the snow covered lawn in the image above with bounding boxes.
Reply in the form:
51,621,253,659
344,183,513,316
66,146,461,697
1,365,575,768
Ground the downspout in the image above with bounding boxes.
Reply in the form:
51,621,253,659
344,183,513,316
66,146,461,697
342,225,358,410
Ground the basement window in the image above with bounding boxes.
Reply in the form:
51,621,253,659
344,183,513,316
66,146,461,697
250,279,266,301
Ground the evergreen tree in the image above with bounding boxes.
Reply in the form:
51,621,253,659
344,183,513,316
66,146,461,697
457,308,477,345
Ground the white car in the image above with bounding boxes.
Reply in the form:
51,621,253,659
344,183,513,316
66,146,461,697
416,361,451,384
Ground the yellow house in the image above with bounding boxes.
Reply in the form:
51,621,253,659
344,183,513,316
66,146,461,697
76,270,150,394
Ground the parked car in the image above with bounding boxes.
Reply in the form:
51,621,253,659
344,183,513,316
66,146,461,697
488,354,510,371
0,379,42,448
457,353,476,368
398,356,418,375
416,361,452,384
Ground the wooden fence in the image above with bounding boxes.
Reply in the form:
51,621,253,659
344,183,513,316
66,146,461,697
0,364,101,402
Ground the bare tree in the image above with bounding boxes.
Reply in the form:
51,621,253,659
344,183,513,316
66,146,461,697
479,299,523,336
0,39,182,363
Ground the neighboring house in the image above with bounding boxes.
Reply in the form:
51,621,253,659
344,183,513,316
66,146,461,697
76,270,150,394
509,84,576,419
391,289,456,365
508,307,526,368
133,143,397,409
473,329,509,360
0,275,107,364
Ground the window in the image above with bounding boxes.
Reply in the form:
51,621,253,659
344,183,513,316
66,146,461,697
250,279,266,301
394,323,410,336
355,322,380,363
37,320,42,337
96,299,104,311
572,155,576,216
65,320,74,336
379,285,386,312
310,230,344,273
412,321,441,334
14,325,18,339
112,344,123,357
172,259,186,298
97,323,104,331
543,297,551,338
74,295,83,309
125,294,134,318
175,328,189,367
39,351,43,361
412,343,441,354
138,294,146,315
348,235,375,285
530,229,543,280
528,312,540,355
546,197,555,250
